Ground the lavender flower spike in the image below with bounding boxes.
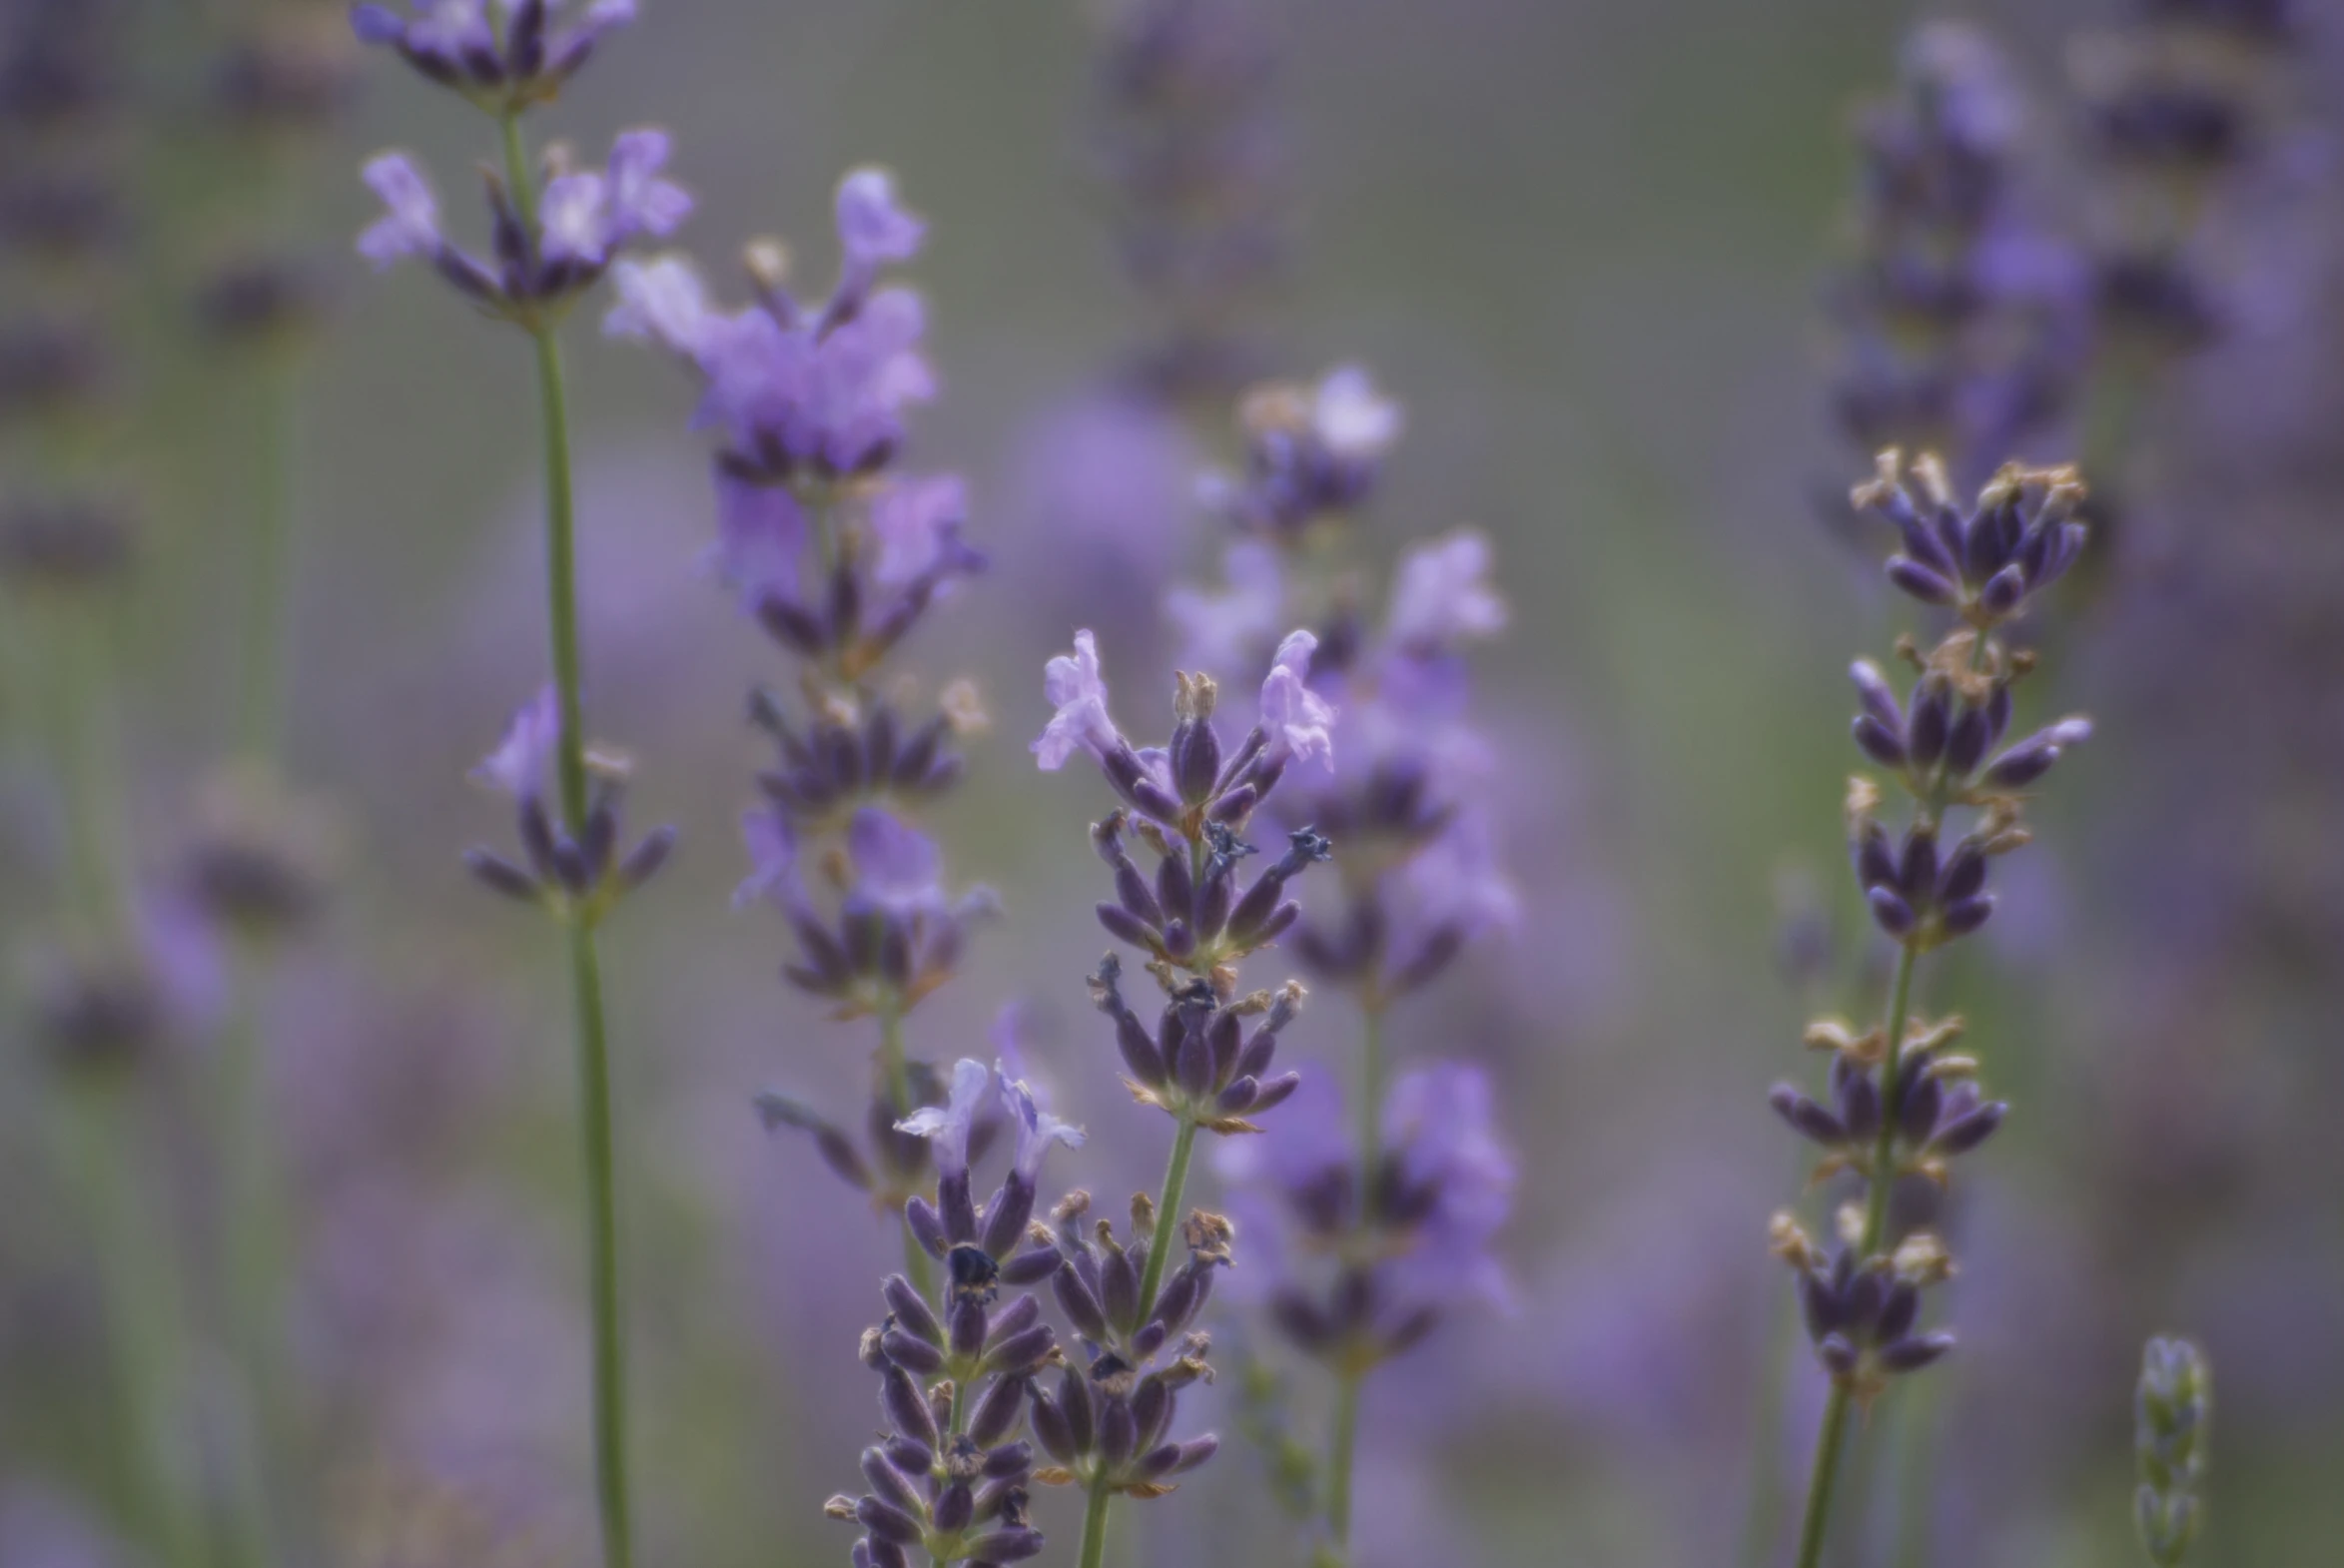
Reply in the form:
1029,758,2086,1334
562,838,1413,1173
351,0,638,111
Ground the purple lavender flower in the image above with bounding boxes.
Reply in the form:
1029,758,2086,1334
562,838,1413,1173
461,687,675,916
350,0,636,109
1198,365,1403,540
1830,22,2087,483
356,132,689,323
1851,449,2089,627
1086,0,1287,404
1218,1061,1516,1365
739,804,994,1017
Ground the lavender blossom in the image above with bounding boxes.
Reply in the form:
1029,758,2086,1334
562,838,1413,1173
461,687,676,917
1197,365,1403,541
1829,22,2087,482
1777,450,2096,1568
356,132,690,325
1219,1063,1516,1369
1086,0,1286,405
350,0,636,111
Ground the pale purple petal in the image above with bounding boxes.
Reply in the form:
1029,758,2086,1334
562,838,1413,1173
867,473,966,591
602,256,718,357
603,129,692,245
896,1057,990,1176
1312,364,1403,460
999,1060,1085,1182
846,807,944,916
469,686,558,804
538,171,609,267
835,167,926,273
1258,629,1336,767
357,153,441,270
732,810,799,910
709,468,806,612
1389,530,1507,650
1034,630,1122,770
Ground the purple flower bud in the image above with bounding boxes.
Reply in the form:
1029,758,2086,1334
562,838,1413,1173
1978,562,2026,617
1771,1084,1848,1147
1898,824,1940,901
862,1448,924,1517
1927,1099,2005,1155
882,1328,945,1375
969,1375,1026,1447
1887,555,1958,604
884,1274,943,1345
856,1495,925,1546
1881,1331,1956,1372
1819,1332,1860,1377
1907,680,1950,767
1878,1279,1920,1343
1853,715,1907,768
1868,886,1917,938
1053,1266,1111,1342
960,1528,1045,1563
1028,1390,1074,1462
986,1324,1055,1375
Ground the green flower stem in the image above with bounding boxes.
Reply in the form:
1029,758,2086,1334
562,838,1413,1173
1325,998,1387,1557
51,607,129,949
1136,1117,1199,1325
875,1003,936,1301
1326,1366,1364,1549
236,353,302,761
1076,1468,1115,1568
1080,1114,1202,1568
1792,941,1921,1568
500,108,633,1568
567,916,633,1568
215,948,295,1568
65,1082,200,1568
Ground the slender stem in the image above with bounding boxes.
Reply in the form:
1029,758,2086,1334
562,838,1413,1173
1793,942,1921,1568
501,109,632,1568
1327,1368,1363,1549
877,1004,935,1302
1136,1118,1199,1318
1354,1002,1385,1210
1077,1469,1115,1568
217,949,293,1568
51,607,129,950
236,355,301,760
66,1082,200,1568
567,919,633,1568
1081,1116,1203,1568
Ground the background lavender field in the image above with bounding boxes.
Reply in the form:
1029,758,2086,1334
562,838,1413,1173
3,1,2340,1565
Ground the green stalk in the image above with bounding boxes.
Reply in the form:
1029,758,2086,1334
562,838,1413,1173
567,918,633,1568
1326,1368,1364,1548
1136,1118,1198,1322
1325,999,1386,1557
1081,1115,1202,1568
236,355,301,760
66,1082,200,1568
1792,942,1920,1568
500,109,633,1568
1076,1469,1115,1568
877,1004,935,1302
215,949,294,1568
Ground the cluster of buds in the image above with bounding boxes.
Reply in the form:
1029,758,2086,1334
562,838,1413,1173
1028,1192,1224,1504
356,131,690,327
1197,366,1402,541
1090,815,1329,979
749,685,968,829
2134,1334,2211,1565
1088,953,1303,1133
1769,450,2094,1402
352,0,636,116
740,805,995,1019
2070,0,2303,350
754,1061,1001,1217
1770,1215,1958,1408
830,1332,1046,1568
462,688,676,923
1853,451,2089,625
1086,0,1285,404
1829,22,2085,482
1771,1016,2005,1189
1223,1064,1515,1376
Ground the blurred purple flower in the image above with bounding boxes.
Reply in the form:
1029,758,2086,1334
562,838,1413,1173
468,685,558,805
895,1057,990,1178
1033,628,1124,772
1257,628,1335,768
1387,530,1507,653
